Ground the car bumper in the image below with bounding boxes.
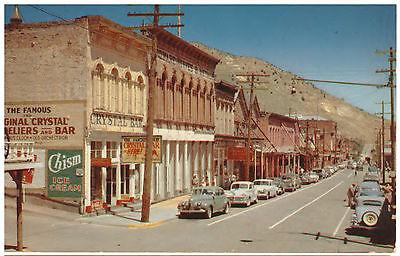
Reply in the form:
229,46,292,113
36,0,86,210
178,209,206,214
284,187,295,192
257,193,269,198
228,197,249,204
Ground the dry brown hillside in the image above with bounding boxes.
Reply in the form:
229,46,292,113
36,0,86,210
193,42,381,146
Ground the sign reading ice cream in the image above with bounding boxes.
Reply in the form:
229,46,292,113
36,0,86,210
4,103,83,147
47,149,83,198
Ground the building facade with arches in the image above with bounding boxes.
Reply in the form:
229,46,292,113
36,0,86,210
149,27,219,200
5,15,220,214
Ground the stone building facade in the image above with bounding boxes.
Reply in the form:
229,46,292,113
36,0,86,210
149,27,219,199
5,15,218,213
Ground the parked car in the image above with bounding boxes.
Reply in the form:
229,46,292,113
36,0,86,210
309,171,320,183
272,178,285,195
292,174,302,189
300,173,312,185
253,179,278,199
177,186,230,219
363,172,380,183
315,168,329,179
281,176,296,192
225,181,258,206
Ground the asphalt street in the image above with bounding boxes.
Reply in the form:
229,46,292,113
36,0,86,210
4,167,395,254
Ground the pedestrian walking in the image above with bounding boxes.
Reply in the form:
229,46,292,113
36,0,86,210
347,183,356,207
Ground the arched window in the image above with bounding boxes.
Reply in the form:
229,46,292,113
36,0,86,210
125,72,132,81
111,68,119,112
96,64,104,75
125,72,132,114
93,64,105,109
137,75,144,84
161,71,167,86
111,68,119,81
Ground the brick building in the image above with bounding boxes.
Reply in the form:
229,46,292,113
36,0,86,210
5,14,218,213
297,116,339,169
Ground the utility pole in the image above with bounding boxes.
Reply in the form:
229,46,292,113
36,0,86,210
177,5,182,37
334,124,337,164
306,121,309,170
127,5,183,223
380,101,385,183
376,47,396,175
322,128,325,168
234,73,269,181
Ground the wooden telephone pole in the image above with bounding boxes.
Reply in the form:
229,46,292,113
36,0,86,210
127,5,183,222
376,47,396,175
234,73,269,181
376,101,390,183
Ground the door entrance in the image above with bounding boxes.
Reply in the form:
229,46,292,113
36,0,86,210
90,167,102,201
106,167,116,204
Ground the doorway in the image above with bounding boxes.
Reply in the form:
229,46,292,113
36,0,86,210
106,167,116,204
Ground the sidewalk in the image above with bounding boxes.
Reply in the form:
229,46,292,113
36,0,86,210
77,194,190,228
5,193,190,229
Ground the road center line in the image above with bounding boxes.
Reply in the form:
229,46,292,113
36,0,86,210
268,181,344,230
347,173,353,178
208,169,347,227
333,206,351,237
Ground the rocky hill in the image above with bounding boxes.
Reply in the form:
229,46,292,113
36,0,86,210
193,42,381,146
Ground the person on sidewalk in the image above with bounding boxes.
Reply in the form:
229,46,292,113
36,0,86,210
347,183,356,207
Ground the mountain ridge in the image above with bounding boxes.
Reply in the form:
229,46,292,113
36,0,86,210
192,42,380,146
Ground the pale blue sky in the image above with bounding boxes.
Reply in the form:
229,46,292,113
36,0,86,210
4,4,396,116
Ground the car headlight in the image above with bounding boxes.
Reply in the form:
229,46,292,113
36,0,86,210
362,211,379,227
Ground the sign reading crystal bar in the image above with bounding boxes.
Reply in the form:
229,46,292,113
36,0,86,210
122,136,162,163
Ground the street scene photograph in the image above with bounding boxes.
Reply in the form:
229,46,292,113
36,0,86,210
3,3,397,255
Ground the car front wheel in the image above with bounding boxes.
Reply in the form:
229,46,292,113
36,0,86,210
223,203,230,214
253,197,258,204
246,198,251,207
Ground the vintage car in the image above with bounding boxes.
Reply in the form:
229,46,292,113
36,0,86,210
253,179,278,199
352,197,385,228
315,168,329,179
281,176,296,192
363,172,380,183
300,173,312,185
177,186,230,219
309,171,320,183
272,178,285,195
225,181,258,206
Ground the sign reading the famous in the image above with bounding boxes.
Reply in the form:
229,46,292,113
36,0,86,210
5,103,83,147
122,136,162,163
47,149,83,198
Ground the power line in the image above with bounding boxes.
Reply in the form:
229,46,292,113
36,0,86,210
26,5,148,54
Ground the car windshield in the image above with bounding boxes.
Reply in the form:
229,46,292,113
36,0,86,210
254,181,269,185
192,188,209,195
231,183,249,189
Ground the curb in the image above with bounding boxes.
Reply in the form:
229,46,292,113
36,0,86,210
76,215,178,229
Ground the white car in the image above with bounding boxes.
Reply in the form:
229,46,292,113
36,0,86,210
225,181,258,207
309,172,320,183
253,179,278,199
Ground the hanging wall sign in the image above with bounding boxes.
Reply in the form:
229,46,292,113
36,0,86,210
47,149,83,198
122,136,162,163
